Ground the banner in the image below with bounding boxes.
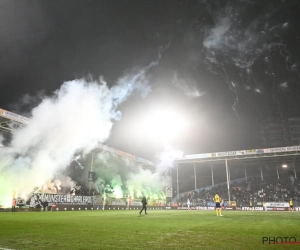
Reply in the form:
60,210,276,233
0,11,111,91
264,146,300,153
242,207,264,211
29,194,94,208
174,206,215,210
178,146,300,161
266,207,288,211
264,202,289,208
195,206,215,210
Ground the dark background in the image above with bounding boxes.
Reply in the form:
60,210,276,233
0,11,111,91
1,0,300,191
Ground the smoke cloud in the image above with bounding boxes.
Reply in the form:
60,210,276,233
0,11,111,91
156,144,183,175
126,167,163,199
0,58,157,206
78,143,183,200
90,152,165,199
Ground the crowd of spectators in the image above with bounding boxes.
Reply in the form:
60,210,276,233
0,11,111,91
178,174,300,207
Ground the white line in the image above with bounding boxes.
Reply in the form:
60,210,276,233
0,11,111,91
0,247,15,250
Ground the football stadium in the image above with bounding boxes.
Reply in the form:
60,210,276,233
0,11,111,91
3,0,300,249
1,108,300,250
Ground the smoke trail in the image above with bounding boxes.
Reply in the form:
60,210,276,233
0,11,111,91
203,17,231,50
268,69,288,145
172,71,205,98
221,65,240,118
279,82,288,89
0,50,163,206
201,1,296,117
279,45,300,90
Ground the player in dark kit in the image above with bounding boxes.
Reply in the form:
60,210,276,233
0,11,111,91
139,196,148,215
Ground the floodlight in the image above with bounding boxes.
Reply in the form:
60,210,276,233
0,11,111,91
141,108,189,143
282,164,287,168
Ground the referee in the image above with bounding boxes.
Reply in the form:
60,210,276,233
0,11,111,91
139,196,148,215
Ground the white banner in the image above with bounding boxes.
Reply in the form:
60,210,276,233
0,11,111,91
264,146,300,153
178,146,300,161
195,206,215,210
264,202,289,208
266,207,287,211
29,193,93,208
242,207,264,211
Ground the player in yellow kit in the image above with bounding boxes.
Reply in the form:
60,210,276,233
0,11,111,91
213,193,223,216
289,198,294,212
249,200,253,211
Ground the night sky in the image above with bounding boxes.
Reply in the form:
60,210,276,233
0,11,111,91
1,0,300,164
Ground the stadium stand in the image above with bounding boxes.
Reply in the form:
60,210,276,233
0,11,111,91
178,173,300,207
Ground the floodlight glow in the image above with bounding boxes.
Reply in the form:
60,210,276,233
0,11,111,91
282,164,287,168
142,109,189,143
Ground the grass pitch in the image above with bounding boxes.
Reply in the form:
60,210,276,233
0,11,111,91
0,210,299,250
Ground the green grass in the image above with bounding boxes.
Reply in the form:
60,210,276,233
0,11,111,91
0,210,299,250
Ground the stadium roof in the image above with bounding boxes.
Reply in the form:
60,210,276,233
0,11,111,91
176,146,300,167
0,108,29,134
0,108,155,167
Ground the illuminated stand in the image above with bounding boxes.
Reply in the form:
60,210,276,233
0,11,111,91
175,146,300,206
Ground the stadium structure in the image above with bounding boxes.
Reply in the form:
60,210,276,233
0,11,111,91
174,146,300,211
0,108,30,136
1,107,300,212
